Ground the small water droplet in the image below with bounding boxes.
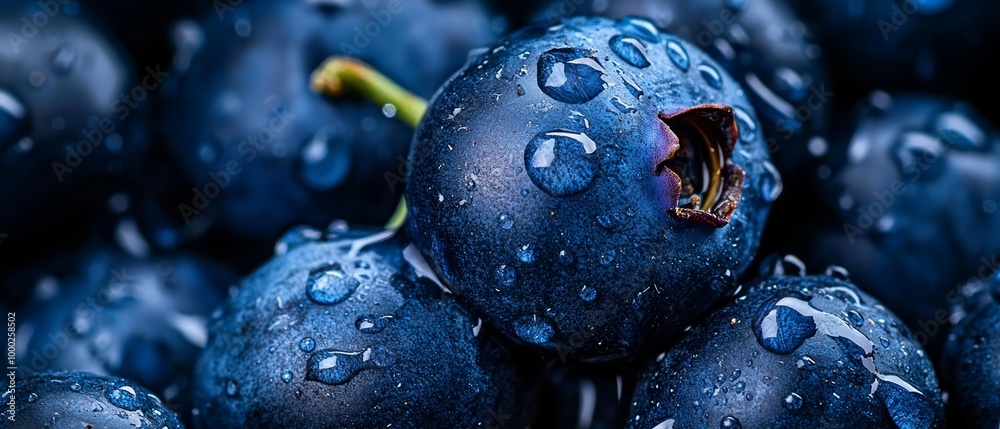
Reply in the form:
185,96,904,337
107,385,143,410
306,264,360,305
935,111,985,151
299,337,316,352
515,85,525,96
305,347,383,385
609,35,651,68
733,107,757,143
69,383,81,392
537,48,610,104
825,265,850,281
720,415,742,429
557,249,575,266
611,96,638,113
879,337,890,348
617,17,659,43
597,214,615,230
893,132,946,181
496,265,517,288
730,368,742,381
783,392,803,410
27,393,38,403
498,213,514,229
616,69,644,99
698,64,724,90
300,128,351,191
599,249,616,265
281,371,293,383
753,299,817,354
513,316,554,344
355,315,392,333
665,39,690,71
517,245,535,263
524,130,599,197
52,44,78,75
579,286,596,302
847,310,864,327
761,162,783,203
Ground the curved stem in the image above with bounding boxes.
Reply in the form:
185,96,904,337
310,57,429,230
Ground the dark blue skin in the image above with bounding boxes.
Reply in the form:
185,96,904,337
0,3,147,246
789,93,1000,354
158,0,497,240
628,274,945,429
5,371,184,429
14,247,232,422
194,227,521,428
534,0,830,182
793,0,1000,110
939,272,1000,428
406,16,778,362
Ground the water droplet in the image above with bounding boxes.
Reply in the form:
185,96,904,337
514,316,554,344
107,385,143,410
27,393,38,403
825,265,850,281
52,44,78,75
761,162,783,203
515,85,525,96
299,337,316,352
275,226,323,255
754,299,817,354
599,249,616,265
893,132,946,180
616,69,644,99
517,245,535,263
498,213,514,229
524,130,599,197
720,415,742,429
69,383,81,392
609,36,651,68
306,264,360,305
699,64,724,90
733,107,757,143
731,368,742,381
305,347,383,385
935,111,985,151
300,128,351,191
879,337,890,348
0,89,27,143
496,265,517,288
557,249,575,266
783,392,803,410
617,17,659,43
537,48,610,104
579,286,596,302
597,214,615,230
875,381,935,429
611,96,637,113
847,310,864,327
281,371,293,383
356,315,392,333
665,39,690,71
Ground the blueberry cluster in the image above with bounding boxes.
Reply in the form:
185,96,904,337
2,0,999,428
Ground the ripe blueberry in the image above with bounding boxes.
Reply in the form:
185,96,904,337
406,16,779,361
941,272,1000,428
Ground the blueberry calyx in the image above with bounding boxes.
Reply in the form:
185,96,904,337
656,104,745,227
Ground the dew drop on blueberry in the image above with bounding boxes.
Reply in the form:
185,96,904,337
579,286,596,302
720,415,742,429
934,111,985,151
305,348,376,386
616,69,644,99
0,89,27,145
495,265,517,288
664,39,690,72
892,132,946,180
537,48,610,104
609,35,651,68
52,44,78,75
783,392,803,410
27,392,38,403
847,310,865,327
355,315,391,334
524,130,599,197
754,299,818,355
299,337,316,352
497,213,514,229
760,162,783,203
107,385,142,411
517,245,535,263
616,17,659,43
299,128,352,191
733,106,757,143
281,371,293,383
698,64,724,90
306,264,360,305
514,316,554,344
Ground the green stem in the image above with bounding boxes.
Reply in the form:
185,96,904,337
310,57,428,230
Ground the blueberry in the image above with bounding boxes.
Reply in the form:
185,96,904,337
533,0,831,182
15,247,233,421
405,17,777,361
10,371,184,428
529,363,638,428
941,272,1000,428
786,93,1000,353
194,227,521,428
158,0,497,239
628,274,945,429
0,4,147,239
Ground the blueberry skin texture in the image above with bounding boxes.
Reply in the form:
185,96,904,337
159,0,496,239
406,17,778,361
534,0,830,182
628,274,945,429
791,93,1000,351
5,371,184,429
14,248,232,420
941,273,1000,428
0,5,147,236
194,228,520,428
